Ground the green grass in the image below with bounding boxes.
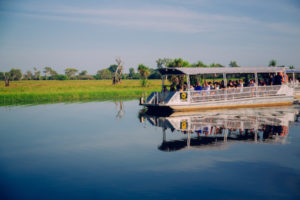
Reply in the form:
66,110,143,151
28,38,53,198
0,80,163,106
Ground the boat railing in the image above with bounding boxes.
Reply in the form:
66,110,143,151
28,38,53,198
145,91,176,105
145,85,291,105
189,85,283,103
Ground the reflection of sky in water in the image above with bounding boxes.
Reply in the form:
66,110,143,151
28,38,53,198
0,101,299,199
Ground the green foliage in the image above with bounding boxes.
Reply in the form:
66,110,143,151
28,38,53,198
289,65,295,69
168,58,190,68
128,68,139,79
156,58,173,69
65,68,78,79
79,70,88,76
210,63,225,68
192,60,208,67
138,64,150,79
140,79,150,87
96,69,113,79
108,64,118,73
0,72,5,80
54,74,68,80
148,68,161,79
9,68,22,80
229,61,239,67
269,59,277,67
33,67,41,80
25,70,33,80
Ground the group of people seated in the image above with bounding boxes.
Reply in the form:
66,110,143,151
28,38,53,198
162,73,289,93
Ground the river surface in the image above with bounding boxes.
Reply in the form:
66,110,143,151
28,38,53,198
0,101,300,200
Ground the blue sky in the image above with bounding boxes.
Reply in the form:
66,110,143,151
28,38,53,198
0,0,300,74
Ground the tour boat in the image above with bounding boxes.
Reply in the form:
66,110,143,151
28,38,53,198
140,67,294,111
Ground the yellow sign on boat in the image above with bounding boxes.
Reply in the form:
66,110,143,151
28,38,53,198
180,92,188,101
180,120,188,130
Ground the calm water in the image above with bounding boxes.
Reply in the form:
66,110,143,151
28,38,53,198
0,101,300,200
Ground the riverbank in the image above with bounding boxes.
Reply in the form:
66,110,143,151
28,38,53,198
0,80,162,105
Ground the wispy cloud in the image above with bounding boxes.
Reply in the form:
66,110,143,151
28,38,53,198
2,3,300,35
1,4,259,33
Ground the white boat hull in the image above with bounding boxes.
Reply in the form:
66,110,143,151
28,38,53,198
169,96,293,111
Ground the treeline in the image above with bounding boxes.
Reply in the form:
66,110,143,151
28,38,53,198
0,65,161,81
0,58,294,82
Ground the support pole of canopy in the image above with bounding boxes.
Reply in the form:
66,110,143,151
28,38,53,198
255,73,258,97
223,73,227,100
187,75,191,103
186,75,190,90
293,72,295,87
161,75,165,88
163,128,166,142
187,132,191,148
223,73,227,87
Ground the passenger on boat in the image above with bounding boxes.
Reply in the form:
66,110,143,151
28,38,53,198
162,86,168,92
194,82,202,91
237,80,243,87
220,80,226,89
228,81,235,88
259,80,266,86
190,85,195,91
244,76,250,87
170,84,176,92
268,74,275,85
214,82,220,90
274,73,283,85
177,85,184,92
249,80,256,87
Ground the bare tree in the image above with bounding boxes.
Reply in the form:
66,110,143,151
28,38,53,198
4,72,10,87
113,57,123,85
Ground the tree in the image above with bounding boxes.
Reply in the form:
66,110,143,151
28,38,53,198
289,65,295,69
108,65,118,73
0,72,5,80
210,63,225,68
33,67,41,80
43,66,52,80
65,68,78,79
192,60,208,68
10,68,22,80
148,68,161,79
138,64,151,87
168,58,190,68
128,68,135,79
113,58,123,85
97,69,112,79
79,70,88,76
4,72,10,86
26,70,33,80
55,74,68,80
229,61,239,67
138,64,150,79
50,69,58,79
269,59,277,67
156,58,173,69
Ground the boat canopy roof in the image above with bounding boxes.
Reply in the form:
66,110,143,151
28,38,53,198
158,67,285,75
286,69,300,73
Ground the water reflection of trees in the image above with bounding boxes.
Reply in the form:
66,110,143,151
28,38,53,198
139,107,300,152
114,101,124,119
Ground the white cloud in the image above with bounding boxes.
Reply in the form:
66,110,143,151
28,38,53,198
3,3,300,36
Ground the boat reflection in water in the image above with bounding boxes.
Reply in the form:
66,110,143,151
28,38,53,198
139,106,300,152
